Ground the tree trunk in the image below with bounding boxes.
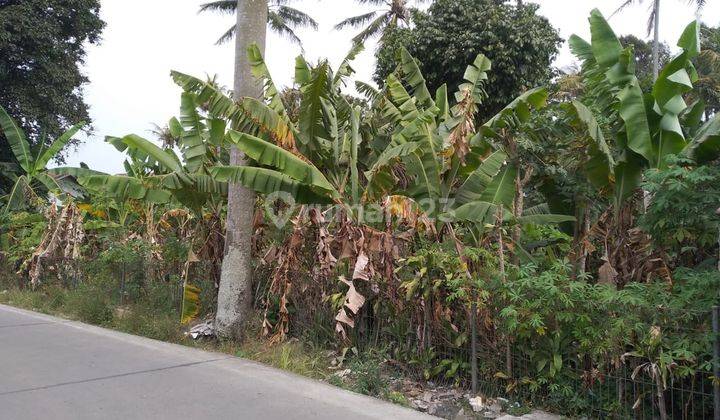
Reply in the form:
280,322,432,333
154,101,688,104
652,0,661,80
215,0,268,340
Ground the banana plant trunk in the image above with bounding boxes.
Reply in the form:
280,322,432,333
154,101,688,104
215,0,268,340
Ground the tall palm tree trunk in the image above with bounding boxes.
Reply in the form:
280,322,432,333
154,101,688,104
652,0,661,80
215,0,268,340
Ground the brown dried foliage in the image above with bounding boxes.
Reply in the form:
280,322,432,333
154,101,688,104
587,200,672,287
21,203,85,287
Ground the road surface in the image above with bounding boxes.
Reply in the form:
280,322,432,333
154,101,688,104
0,304,432,420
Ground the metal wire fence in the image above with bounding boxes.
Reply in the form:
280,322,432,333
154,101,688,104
349,300,719,419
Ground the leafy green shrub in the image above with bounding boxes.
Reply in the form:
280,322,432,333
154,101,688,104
488,261,720,414
0,212,46,267
641,156,720,267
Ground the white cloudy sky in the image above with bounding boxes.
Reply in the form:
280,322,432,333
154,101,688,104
60,0,720,174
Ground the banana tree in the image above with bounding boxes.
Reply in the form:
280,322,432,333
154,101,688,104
364,49,574,243
104,86,231,214
0,105,96,214
569,9,720,210
97,90,243,324
77,157,174,227
173,43,381,213
174,45,574,246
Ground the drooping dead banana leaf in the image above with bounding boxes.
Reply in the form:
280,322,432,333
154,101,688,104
181,282,201,324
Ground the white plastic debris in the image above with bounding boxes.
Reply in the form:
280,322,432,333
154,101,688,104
187,320,215,339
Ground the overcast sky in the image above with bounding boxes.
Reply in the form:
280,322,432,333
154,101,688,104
60,0,720,174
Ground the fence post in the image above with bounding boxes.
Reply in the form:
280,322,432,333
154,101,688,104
470,302,478,394
713,306,720,420
120,261,126,305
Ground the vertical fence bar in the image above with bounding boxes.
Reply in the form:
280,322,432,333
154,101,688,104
470,302,478,394
120,261,126,305
713,306,720,420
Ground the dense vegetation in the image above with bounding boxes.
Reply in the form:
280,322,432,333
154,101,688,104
1,3,720,418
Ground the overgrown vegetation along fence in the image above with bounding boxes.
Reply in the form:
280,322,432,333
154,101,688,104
9,253,718,418
355,301,719,418
249,238,719,419
478,343,716,419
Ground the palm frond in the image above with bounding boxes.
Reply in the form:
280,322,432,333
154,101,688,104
335,11,380,31
276,6,318,30
352,13,391,43
198,0,236,15
215,25,236,45
268,11,303,46
203,2,315,45
646,5,656,36
692,0,706,10
610,0,643,18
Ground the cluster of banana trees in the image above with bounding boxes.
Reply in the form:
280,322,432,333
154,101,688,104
160,36,578,337
2,8,718,333
570,11,719,207
559,10,720,286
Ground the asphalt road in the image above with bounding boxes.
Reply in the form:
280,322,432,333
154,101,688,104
0,304,433,420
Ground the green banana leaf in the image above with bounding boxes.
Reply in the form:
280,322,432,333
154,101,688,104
294,55,311,86
435,84,449,121
34,122,86,173
365,142,421,180
614,151,644,208
298,62,331,150
79,174,172,204
171,71,296,146
683,113,720,163
0,105,32,173
334,42,364,88
178,93,208,173
455,150,507,205
210,165,332,204
516,214,576,225
459,54,491,103
450,201,499,225
651,21,700,169
482,87,548,136
386,73,419,121
588,8,622,69
399,48,435,110
479,163,517,208
226,131,337,196
349,106,361,205
3,175,31,214
248,43,287,117
565,101,614,188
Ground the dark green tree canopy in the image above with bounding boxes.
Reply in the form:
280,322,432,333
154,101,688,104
0,0,104,163
374,0,562,120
